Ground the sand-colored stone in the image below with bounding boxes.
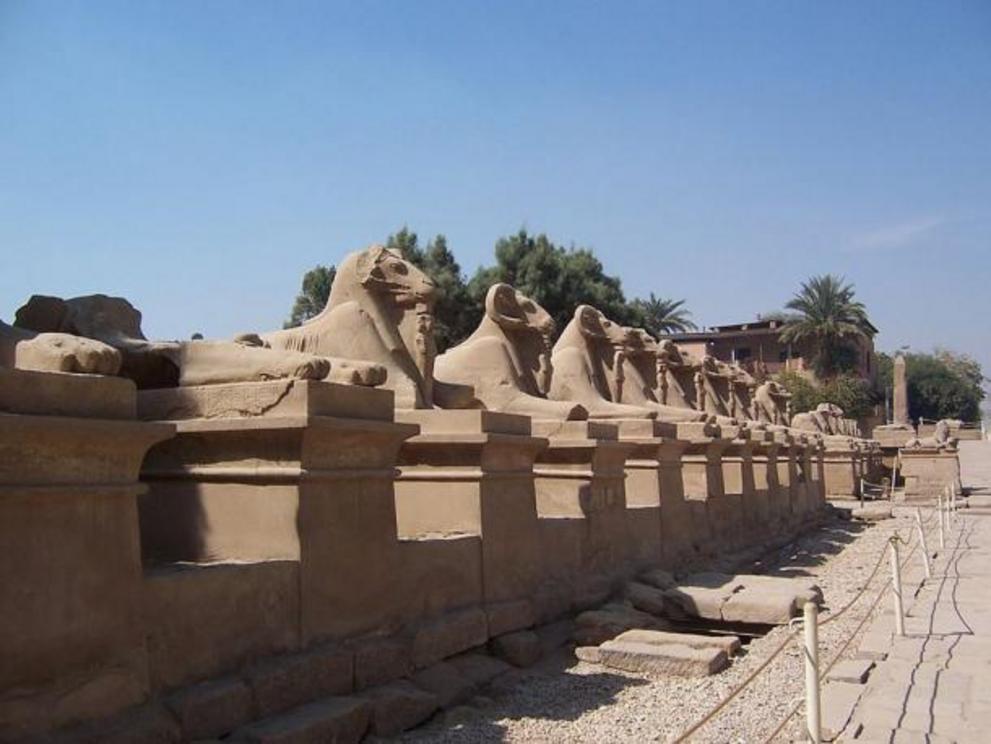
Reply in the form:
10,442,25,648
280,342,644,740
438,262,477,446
548,305,658,419
14,293,381,388
253,244,472,408
597,639,729,677
434,284,587,420
612,628,741,656
233,696,371,744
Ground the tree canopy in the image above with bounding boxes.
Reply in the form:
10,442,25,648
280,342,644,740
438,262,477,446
632,294,697,336
284,264,335,328
285,226,696,348
779,274,874,378
876,349,985,423
776,370,877,420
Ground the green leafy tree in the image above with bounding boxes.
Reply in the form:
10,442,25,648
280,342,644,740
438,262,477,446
777,370,877,420
877,350,985,422
779,274,874,378
632,294,697,335
386,227,477,352
468,229,642,333
284,264,335,328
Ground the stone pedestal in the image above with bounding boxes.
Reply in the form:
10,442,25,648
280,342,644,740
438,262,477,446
530,419,632,620
719,430,759,552
137,380,416,690
395,410,547,638
0,369,173,740
770,430,797,531
751,437,780,543
822,437,860,499
898,448,961,501
681,426,734,556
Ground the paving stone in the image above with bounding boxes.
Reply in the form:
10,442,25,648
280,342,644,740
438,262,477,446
489,630,542,667
357,680,438,736
826,659,874,684
245,646,353,717
612,629,741,656
856,629,891,661
597,640,728,677
821,681,865,740
233,697,370,744
412,608,489,669
166,677,252,740
409,661,475,709
625,581,667,616
851,504,893,522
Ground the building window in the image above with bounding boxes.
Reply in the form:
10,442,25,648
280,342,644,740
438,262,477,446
733,347,752,362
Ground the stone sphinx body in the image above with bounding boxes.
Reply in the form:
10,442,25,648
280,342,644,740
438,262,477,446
753,380,792,428
548,305,658,419
618,329,710,423
251,244,471,409
0,318,121,375
13,294,353,388
655,339,706,413
434,284,587,420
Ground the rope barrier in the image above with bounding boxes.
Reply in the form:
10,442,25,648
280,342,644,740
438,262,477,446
674,527,914,742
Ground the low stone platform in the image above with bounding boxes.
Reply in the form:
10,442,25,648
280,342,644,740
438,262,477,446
662,572,823,625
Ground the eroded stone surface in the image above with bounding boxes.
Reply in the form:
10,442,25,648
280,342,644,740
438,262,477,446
598,640,729,677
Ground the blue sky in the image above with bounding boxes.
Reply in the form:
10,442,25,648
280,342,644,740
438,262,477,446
2,1,989,390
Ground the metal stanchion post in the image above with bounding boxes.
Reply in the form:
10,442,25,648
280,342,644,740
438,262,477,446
803,602,822,743
915,508,932,578
890,537,905,636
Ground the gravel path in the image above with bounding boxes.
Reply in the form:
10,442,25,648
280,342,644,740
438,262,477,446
399,507,920,743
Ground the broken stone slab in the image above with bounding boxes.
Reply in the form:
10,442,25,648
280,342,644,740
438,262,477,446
573,603,669,646
233,696,370,744
613,629,741,656
598,640,729,677
409,661,475,709
663,573,823,625
826,658,874,684
574,646,601,663
625,581,666,616
357,680,439,737
165,677,252,740
489,630,542,668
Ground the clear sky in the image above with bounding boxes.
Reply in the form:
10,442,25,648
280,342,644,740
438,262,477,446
2,1,989,389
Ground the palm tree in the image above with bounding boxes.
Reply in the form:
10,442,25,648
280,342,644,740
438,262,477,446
779,274,873,377
633,294,698,335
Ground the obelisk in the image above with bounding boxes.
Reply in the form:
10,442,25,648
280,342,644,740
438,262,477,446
893,354,908,425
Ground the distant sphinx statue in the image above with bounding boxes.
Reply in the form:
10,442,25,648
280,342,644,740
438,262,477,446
250,244,472,409
14,294,349,388
1,317,121,375
433,284,587,420
548,305,657,419
617,328,710,422
655,339,702,411
753,380,792,427
905,418,956,450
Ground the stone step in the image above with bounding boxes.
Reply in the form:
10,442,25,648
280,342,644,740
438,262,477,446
662,572,822,625
597,639,729,677
231,696,370,744
611,628,741,656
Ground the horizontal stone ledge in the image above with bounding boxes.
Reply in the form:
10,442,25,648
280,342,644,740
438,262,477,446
533,468,626,480
0,482,148,496
397,468,537,481
140,466,400,482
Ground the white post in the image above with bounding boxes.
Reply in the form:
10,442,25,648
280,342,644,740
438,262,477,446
914,508,932,578
890,537,905,636
937,490,946,550
803,601,822,743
